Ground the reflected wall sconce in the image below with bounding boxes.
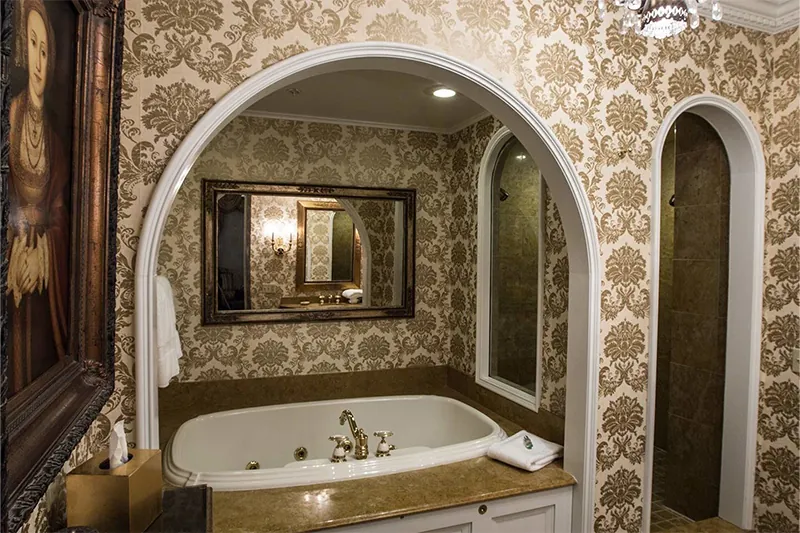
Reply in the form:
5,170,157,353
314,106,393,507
269,233,293,256
263,221,294,256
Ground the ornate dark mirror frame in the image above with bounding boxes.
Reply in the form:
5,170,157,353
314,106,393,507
0,1,124,531
202,181,416,325
295,200,362,293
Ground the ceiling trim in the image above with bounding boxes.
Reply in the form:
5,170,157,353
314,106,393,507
699,3,800,33
239,109,491,135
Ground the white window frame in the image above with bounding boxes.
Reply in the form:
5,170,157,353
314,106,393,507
476,128,544,412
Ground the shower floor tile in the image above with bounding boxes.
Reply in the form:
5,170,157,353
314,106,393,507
651,448,694,532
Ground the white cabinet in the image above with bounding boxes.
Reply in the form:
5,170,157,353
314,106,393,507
331,486,572,533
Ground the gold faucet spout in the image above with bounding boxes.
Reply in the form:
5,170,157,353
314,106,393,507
339,410,369,460
339,410,359,435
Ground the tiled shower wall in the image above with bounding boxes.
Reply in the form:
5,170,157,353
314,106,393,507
491,142,542,392
655,127,675,451
659,114,731,520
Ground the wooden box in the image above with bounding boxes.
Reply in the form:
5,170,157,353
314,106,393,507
66,449,163,533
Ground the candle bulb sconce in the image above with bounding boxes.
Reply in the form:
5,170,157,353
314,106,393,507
270,232,293,256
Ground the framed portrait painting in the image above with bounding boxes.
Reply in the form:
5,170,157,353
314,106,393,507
0,0,124,531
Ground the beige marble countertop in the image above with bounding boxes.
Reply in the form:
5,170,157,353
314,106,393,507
160,369,574,533
212,392,575,533
213,458,575,533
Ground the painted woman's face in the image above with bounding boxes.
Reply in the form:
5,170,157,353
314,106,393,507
26,10,48,99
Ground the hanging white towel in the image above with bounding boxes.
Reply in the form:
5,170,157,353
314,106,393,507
488,430,563,472
156,276,183,387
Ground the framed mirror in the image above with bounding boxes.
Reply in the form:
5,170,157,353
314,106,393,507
202,181,415,324
295,200,362,293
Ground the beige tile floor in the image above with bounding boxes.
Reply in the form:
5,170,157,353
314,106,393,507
662,517,746,533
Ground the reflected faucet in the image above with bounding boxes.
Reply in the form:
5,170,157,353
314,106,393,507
339,410,369,460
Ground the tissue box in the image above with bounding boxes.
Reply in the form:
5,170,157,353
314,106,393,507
66,448,162,533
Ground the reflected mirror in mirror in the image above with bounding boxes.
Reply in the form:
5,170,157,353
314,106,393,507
489,139,542,395
203,181,415,324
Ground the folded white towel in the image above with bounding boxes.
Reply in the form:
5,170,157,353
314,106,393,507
342,288,363,299
487,431,563,472
156,276,184,387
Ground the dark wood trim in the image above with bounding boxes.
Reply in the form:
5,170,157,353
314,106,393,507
0,1,124,531
201,180,415,325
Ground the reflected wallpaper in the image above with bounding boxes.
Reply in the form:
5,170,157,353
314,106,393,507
19,1,799,531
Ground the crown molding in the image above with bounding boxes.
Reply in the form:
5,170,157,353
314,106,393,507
239,109,491,135
698,3,799,34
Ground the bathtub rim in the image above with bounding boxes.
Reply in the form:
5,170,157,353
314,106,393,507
163,394,508,491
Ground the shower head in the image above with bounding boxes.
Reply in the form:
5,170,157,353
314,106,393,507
499,188,509,202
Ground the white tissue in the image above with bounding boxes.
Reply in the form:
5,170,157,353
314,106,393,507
109,421,129,469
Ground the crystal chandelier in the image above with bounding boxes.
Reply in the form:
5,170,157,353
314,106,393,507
596,0,723,39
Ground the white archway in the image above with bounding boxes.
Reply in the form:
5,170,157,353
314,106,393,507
134,42,602,531
642,95,765,531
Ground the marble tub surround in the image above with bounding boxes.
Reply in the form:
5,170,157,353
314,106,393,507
447,367,565,445
158,367,564,450
212,457,574,533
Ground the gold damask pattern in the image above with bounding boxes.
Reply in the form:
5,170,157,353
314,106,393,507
248,195,300,307
21,1,798,531
158,116,453,380
349,198,397,307
306,209,335,281
754,29,800,532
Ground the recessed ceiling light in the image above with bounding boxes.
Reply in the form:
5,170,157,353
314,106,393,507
432,87,456,98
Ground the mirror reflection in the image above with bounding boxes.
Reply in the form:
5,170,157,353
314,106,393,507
204,182,414,323
489,139,542,394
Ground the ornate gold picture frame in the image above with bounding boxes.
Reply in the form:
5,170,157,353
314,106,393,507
0,1,124,531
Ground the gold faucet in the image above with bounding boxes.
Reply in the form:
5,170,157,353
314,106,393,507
339,410,369,460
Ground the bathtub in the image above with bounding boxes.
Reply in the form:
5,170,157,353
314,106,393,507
163,395,507,491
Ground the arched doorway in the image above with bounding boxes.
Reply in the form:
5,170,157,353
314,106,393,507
643,95,766,531
134,42,602,531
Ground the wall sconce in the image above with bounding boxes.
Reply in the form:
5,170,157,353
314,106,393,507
263,221,294,256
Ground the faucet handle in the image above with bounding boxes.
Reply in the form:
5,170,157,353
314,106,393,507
374,431,394,457
329,434,348,463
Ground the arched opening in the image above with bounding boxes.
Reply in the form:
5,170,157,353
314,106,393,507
134,43,602,530
643,95,765,532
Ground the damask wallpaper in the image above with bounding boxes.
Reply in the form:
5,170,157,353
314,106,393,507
248,195,305,308
159,116,455,381
19,1,798,531
348,198,400,307
305,208,336,281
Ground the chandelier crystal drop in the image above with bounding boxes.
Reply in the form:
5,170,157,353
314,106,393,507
596,0,722,39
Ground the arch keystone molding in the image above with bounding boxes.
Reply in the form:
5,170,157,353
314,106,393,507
641,94,765,532
135,42,602,532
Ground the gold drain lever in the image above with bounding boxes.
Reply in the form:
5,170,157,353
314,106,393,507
245,460,260,470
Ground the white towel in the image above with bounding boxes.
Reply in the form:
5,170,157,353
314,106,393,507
488,431,563,472
156,276,183,387
342,289,363,299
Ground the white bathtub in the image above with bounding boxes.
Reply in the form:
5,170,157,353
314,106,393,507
163,395,506,491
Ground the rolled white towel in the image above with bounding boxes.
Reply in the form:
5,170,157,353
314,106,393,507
342,288,363,299
487,430,563,472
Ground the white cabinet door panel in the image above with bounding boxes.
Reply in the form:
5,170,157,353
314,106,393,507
491,505,554,532
329,485,572,533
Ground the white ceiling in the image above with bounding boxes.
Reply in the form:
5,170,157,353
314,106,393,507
703,0,799,32
246,70,488,134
